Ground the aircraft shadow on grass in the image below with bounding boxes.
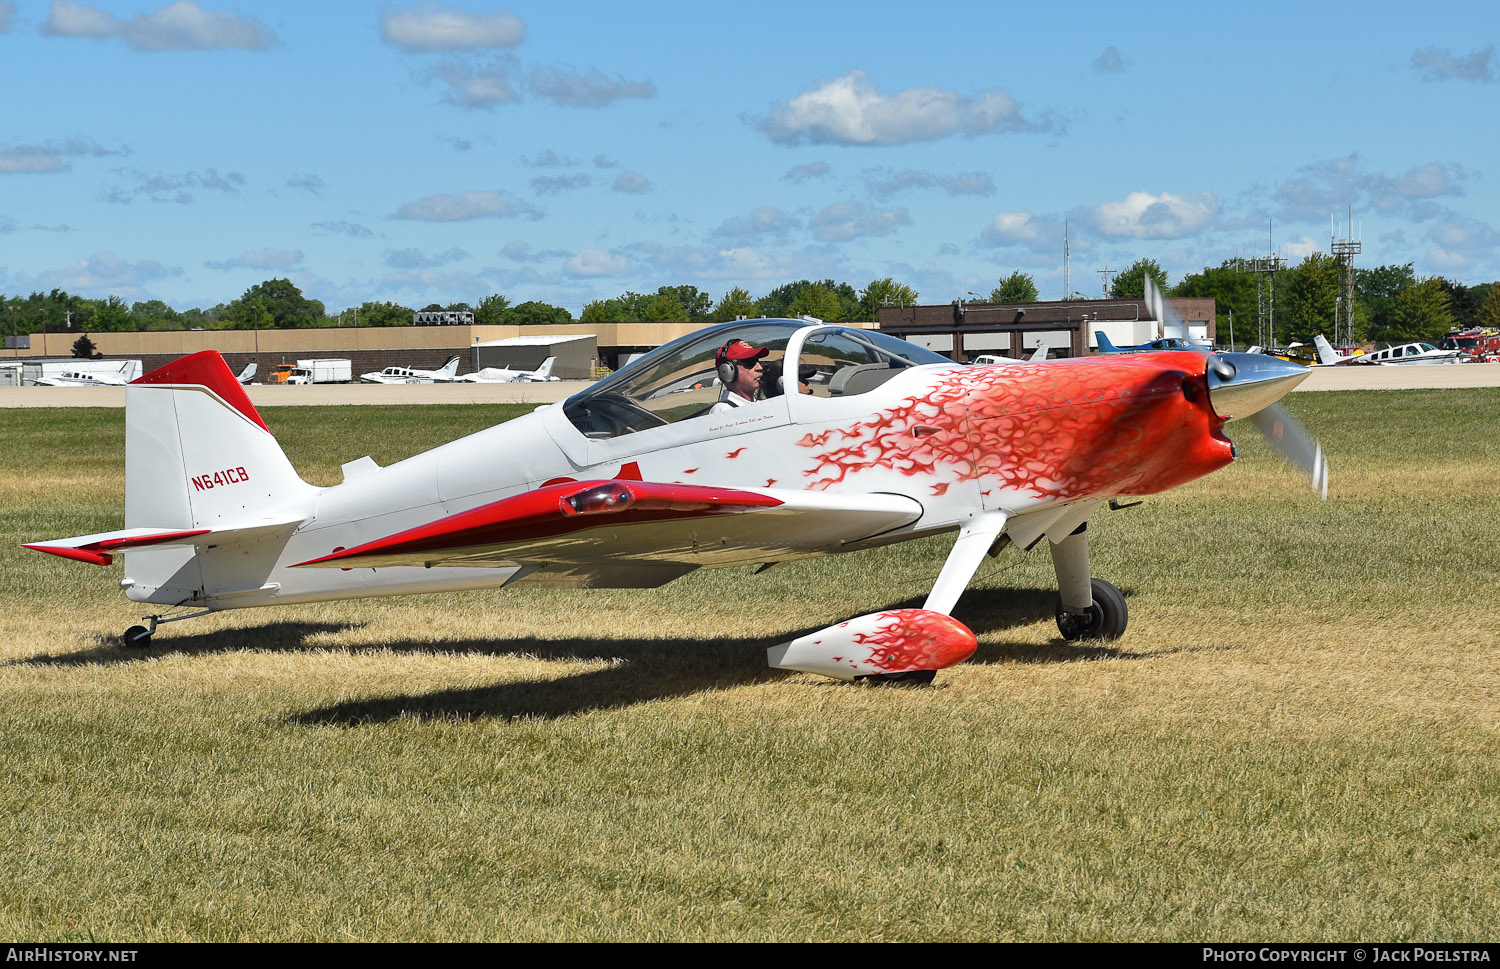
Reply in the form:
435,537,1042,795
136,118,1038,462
13,586,1169,723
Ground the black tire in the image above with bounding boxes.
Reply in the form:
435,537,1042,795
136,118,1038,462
860,669,937,686
1055,578,1128,641
122,625,153,649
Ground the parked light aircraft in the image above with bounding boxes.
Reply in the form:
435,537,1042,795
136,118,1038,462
359,355,461,384
34,367,131,387
458,356,560,383
235,363,257,384
1351,341,1462,365
1095,331,1205,353
25,310,1327,683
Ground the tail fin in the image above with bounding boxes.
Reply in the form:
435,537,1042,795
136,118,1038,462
533,356,556,380
436,355,461,379
1095,331,1120,353
235,362,257,384
128,351,313,531
124,352,317,603
1313,333,1338,366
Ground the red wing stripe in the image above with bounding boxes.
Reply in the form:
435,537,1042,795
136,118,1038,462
293,480,782,567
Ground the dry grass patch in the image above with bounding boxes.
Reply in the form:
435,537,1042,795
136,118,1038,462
1,392,1498,940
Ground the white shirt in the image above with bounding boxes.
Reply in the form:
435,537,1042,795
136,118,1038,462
709,390,752,415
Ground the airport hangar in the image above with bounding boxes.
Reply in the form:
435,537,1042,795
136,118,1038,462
3,295,1215,379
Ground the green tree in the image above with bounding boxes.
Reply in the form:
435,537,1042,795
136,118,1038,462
1279,253,1342,344
1477,285,1500,329
71,334,103,359
86,295,135,332
639,291,690,322
1173,263,1259,348
131,299,182,331
222,278,325,329
580,298,627,323
351,301,415,327
1376,278,1455,344
860,278,919,319
506,301,572,325
1436,278,1478,329
1356,263,1416,342
712,286,756,322
789,283,842,321
757,279,859,320
655,285,714,322
473,294,512,325
989,271,1038,303
1109,259,1168,299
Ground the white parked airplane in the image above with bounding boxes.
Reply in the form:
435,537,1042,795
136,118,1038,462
457,356,560,383
235,363,257,384
1352,341,1462,365
359,355,461,384
34,367,131,387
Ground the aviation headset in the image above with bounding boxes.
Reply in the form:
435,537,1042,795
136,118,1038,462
716,340,762,385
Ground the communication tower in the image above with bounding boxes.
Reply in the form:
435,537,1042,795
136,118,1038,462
1330,208,1362,348
1237,221,1285,348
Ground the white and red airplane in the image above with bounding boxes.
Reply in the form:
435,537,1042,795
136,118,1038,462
23,316,1326,683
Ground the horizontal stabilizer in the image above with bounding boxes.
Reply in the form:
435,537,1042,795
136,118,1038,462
24,516,305,567
294,479,922,570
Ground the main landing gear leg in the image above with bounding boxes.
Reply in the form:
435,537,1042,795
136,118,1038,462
1050,524,1127,641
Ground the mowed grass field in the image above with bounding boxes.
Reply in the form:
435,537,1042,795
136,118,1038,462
2,391,1498,941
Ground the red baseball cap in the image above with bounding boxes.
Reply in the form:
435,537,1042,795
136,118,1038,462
717,339,769,365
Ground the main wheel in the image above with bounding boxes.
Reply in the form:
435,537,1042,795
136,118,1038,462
121,625,153,649
1055,578,1128,641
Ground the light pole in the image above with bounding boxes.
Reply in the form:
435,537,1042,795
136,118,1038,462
7,305,16,360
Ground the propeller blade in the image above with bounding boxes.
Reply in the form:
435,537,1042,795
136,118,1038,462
1145,277,1329,499
1250,403,1329,500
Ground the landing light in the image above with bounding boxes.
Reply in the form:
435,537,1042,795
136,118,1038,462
560,482,636,516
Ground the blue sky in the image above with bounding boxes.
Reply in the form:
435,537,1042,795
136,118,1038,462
1,0,1496,316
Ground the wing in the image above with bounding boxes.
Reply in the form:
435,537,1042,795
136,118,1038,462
293,479,922,571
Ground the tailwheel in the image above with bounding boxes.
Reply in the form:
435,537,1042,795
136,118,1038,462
121,625,153,649
1055,578,1128,641
858,669,937,686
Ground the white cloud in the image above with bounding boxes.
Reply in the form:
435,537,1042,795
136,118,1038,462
981,211,1045,246
612,171,650,194
500,241,567,262
712,206,798,242
1425,213,1500,252
1411,44,1495,83
528,64,655,107
392,190,539,221
42,0,276,51
428,56,520,109
1092,46,1127,74
563,249,632,277
783,161,831,182
757,70,1051,146
1282,236,1324,261
381,268,498,294
1275,154,1468,222
311,220,372,238
531,173,590,195
284,173,325,195
205,248,304,271
0,137,126,174
31,251,181,297
379,4,525,52
523,148,578,167
0,3,16,32
863,167,994,198
810,201,911,242
383,247,470,269
102,167,245,204
1089,191,1219,239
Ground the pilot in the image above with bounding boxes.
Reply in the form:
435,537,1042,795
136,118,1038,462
759,361,813,398
710,339,768,414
